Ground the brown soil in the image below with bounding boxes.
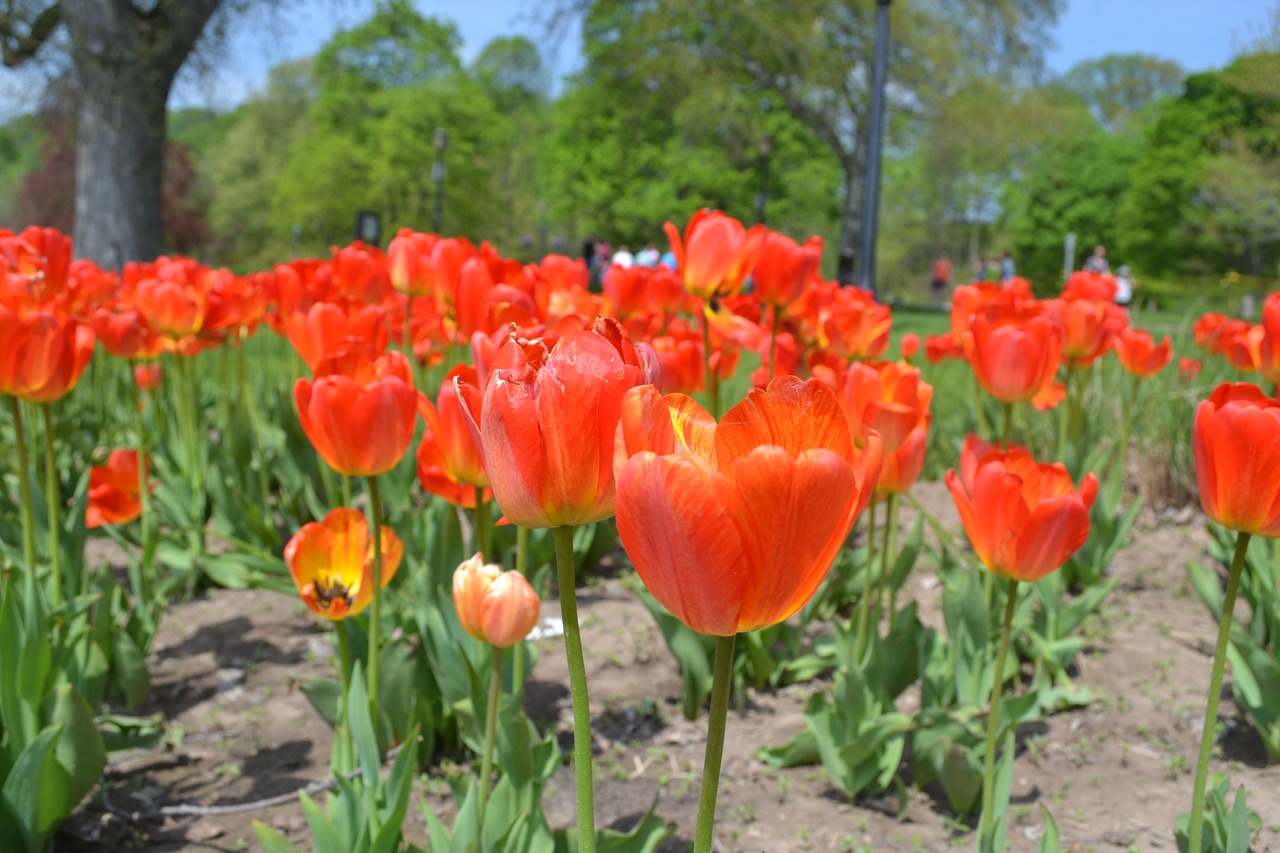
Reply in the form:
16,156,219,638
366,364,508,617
61,482,1280,852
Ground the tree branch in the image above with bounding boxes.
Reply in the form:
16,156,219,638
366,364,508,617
0,2,62,68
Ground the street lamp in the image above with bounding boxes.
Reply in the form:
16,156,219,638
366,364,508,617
856,0,891,298
432,127,448,234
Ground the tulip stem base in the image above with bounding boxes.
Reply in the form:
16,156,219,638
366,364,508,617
1188,531,1251,853
553,525,596,853
694,633,736,853
474,488,490,562
856,497,878,660
981,578,1019,840
41,404,61,607
477,646,502,840
366,475,384,744
7,396,36,571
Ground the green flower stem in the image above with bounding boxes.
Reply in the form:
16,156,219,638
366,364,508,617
855,497,879,660
40,404,61,607
366,475,385,737
131,374,156,599
882,493,900,626
1110,374,1140,505
970,372,988,438
237,344,273,509
553,525,596,853
474,487,490,561
513,525,530,705
1000,402,1013,449
477,645,503,840
7,396,36,571
701,302,720,419
341,475,353,510
768,304,780,383
1055,366,1074,463
981,578,1019,836
873,492,893,632
1188,531,1251,853
335,621,354,773
694,633,737,853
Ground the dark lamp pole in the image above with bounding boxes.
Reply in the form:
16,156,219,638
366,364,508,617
856,0,891,297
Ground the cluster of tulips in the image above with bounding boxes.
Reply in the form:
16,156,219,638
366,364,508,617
1190,292,1280,392
0,209,1277,852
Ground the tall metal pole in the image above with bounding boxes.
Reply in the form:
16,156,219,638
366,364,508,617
856,0,891,297
432,127,448,234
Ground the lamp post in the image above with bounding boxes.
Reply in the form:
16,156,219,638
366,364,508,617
856,0,891,298
754,133,773,225
432,127,448,234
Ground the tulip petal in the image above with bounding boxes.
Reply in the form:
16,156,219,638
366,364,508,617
1014,494,1092,581
716,376,854,469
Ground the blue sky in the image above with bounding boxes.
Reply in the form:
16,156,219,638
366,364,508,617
0,0,1269,113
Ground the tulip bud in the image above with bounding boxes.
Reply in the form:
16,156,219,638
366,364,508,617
452,554,540,648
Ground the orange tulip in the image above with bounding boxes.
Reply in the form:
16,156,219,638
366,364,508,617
877,413,930,497
663,210,766,300
1262,292,1280,385
0,305,75,398
20,321,94,403
452,553,541,648
819,284,892,360
751,232,822,307
284,302,388,372
467,317,658,528
1049,296,1127,368
614,377,882,636
285,508,404,620
132,263,206,344
416,364,490,508
134,362,163,391
86,450,150,529
839,361,931,453
1180,357,1202,383
1193,312,1232,352
900,332,920,364
1193,382,1280,537
388,229,438,297
1113,328,1173,378
93,306,165,360
946,436,1097,581
294,350,419,477
924,333,963,363
963,305,1063,404
1224,324,1263,373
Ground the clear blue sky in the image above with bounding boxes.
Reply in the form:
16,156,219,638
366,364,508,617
106,0,1280,110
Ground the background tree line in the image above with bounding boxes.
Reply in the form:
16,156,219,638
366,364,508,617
0,0,1276,299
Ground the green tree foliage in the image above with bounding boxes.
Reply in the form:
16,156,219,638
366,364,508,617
1115,53,1280,278
1005,129,1141,288
1060,53,1184,132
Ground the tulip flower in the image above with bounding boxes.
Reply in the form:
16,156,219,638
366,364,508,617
0,304,70,397
132,264,206,345
663,209,766,301
294,350,419,477
615,376,881,853
452,554,541,649
285,508,404,620
1261,292,1280,387
924,333,963,363
284,302,389,372
1193,312,1232,352
963,305,1063,405
1223,324,1263,374
899,332,920,364
19,321,95,404
1187,381,1280,853
134,362,163,392
416,365,490,509
1113,328,1172,378
1049,296,1127,368
752,232,822,308
1194,382,1280,538
946,436,1097,581
1180,357,1202,383
947,436,1096,844
86,450,151,529
615,376,881,636
840,361,932,456
467,317,658,529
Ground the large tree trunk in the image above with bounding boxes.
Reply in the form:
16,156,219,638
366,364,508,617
61,0,221,267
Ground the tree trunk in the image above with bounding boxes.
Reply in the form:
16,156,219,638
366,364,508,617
72,59,171,268
61,0,221,267
836,159,862,286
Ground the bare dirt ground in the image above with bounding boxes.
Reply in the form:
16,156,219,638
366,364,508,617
62,481,1280,852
